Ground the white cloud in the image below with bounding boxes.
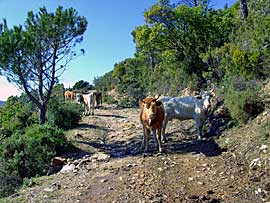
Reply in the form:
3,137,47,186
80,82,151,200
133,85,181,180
0,76,22,101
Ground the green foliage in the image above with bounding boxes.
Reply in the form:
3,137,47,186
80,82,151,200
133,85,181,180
0,160,22,198
0,124,68,188
0,6,87,124
93,71,116,92
73,80,94,93
94,1,238,99
47,98,83,130
102,94,117,104
0,96,38,137
223,76,263,124
51,83,65,102
260,120,270,141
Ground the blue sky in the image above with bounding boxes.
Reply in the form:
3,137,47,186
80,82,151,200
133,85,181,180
0,0,236,100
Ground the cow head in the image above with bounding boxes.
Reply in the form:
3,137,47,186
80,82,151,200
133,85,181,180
200,92,209,110
139,96,163,126
75,93,84,104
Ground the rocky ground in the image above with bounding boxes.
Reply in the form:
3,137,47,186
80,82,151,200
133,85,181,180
3,105,269,203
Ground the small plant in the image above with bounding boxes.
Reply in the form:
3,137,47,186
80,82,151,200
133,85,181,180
223,76,263,124
103,94,117,104
47,98,83,130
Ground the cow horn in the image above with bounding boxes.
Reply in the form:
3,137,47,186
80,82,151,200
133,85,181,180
155,94,161,100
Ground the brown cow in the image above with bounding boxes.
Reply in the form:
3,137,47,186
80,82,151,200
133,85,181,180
64,90,75,101
139,96,165,153
95,91,102,108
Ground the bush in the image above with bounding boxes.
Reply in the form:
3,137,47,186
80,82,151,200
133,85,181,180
0,124,68,179
223,76,264,124
0,159,22,198
0,96,38,137
103,94,117,104
47,98,83,130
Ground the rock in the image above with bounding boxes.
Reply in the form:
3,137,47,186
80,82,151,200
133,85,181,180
92,152,110,161
51,157,67,166
249,158,261,169
47,157,67,175
260,145,268,153
127,163,136,168
197,181,204,185
260,145,268,150
202,163,208,167
250,176,260,182
188,177,194,181
209,198,221,203
187,195,199,200
157,167,163,172
60,164,75,173
43,187,55,192
101,179,108,183
207,190,215,195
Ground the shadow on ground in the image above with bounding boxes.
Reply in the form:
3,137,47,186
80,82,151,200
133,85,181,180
73,132,224,159
68,108,225,160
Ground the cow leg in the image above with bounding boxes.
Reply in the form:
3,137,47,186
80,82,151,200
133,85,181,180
161,117,169,143
143,128,151,153
86,104,90,116
156,128,163,153
141,127,146,151
92,105,94,115
195,117,202,141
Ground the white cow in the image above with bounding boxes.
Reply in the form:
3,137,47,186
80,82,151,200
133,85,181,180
76,92,96,116
160,91,211,142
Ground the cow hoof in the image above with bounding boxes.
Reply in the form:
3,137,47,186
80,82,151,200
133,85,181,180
142,152,150,157
156,152,163,156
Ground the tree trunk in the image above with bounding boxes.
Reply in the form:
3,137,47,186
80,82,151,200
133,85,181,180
240,0,248,19
39,106,47,124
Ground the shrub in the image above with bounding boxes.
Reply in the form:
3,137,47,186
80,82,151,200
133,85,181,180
47,98,83,130
0,96,38,137
0,124,68,179
0,159,22,198
223,76,264,124
103,94,117,104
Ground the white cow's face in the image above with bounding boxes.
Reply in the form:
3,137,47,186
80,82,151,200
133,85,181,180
76,93,83,103
201,91,211,110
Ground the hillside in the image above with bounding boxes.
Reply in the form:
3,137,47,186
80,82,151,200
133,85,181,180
2,104,269,203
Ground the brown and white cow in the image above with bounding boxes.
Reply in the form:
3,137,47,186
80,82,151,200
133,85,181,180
139,96,165,153
76,92,96,116
64,90,75,101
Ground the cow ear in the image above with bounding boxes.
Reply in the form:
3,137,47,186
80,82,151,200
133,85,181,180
139,99,144,108
155,94,161,100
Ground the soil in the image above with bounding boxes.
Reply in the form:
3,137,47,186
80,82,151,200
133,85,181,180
4,105,268,203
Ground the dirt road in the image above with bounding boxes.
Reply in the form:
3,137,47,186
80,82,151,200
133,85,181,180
7,105,258,203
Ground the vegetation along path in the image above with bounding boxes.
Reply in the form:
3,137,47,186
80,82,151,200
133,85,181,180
4,105,265,203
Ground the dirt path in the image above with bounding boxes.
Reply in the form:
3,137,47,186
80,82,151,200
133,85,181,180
8,105,254,203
